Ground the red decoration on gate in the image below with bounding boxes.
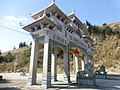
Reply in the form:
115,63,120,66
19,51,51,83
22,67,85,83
74,49,80,55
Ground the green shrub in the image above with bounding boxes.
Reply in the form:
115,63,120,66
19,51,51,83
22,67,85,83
22,48,31,59
104,26,113,35
91,25,100,34
6,52,15,62
18,47,31,67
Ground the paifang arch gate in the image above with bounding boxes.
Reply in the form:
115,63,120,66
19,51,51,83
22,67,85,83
22,2,94,89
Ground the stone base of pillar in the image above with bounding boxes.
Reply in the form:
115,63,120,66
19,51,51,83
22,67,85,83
51,75,57,82
41,79,51,89
27,77,37,85
42,72,51,89
64,76,71,84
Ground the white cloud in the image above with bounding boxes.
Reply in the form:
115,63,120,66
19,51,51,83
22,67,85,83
4,16,28,25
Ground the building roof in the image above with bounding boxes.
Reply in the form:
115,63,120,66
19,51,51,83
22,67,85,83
22,14,57,32
68,12,82,25
31,2,71,24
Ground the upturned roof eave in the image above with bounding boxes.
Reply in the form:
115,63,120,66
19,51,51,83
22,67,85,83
68,13,83,25
22,15,57,32
31,2,55,19
31,2,71,23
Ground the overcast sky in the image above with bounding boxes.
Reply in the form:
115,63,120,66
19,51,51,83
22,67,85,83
0,0,120,52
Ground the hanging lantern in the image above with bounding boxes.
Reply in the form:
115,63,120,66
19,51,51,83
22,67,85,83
74,49,80,55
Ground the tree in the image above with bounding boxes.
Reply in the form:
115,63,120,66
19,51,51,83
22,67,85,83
102,23,107,26
13,46,16,50
86,20,92,27
92,25,100,34
30,42,32,45
0,50,2,55
0,56,4,63
23,42,27,47
19,42,23,48
86,20,92,35
19,42,27,48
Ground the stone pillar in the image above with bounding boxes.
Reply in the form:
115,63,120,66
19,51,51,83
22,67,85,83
42,34,52,88
28,35,39,85
51,51,57,81
83,54,88,71
73,55,79,74
90,56,94,65
90,56,94,72
84,54,88,64
63,46,70,83
81,59,85,71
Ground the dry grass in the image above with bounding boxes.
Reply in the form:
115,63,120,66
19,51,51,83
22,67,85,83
92,35,120,73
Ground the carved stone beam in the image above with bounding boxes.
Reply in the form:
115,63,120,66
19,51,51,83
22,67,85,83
63,19,66,24
29,28,32,32
60,16,62,21
40,23,44,28
46,24,50,28
37,16,40,19
34,26,38,31
55,13,58,17
75,21,78,25
67,28,70,32
76,22,79,26
49,12,52,17
72,17,75,21
66,27,69,31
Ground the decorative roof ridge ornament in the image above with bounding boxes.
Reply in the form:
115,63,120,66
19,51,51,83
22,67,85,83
72,9,75,14
31,2,56,18
43,9,46,16
52,0,55,3
68,9,75,16
68,10,83,27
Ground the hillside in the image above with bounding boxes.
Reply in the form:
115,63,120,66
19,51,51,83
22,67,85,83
0,22,120,74
109,22,120,30
0,46,31,72
92,35,120,73
91,22,120,73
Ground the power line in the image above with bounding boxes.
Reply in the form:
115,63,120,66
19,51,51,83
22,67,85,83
0,24,29,35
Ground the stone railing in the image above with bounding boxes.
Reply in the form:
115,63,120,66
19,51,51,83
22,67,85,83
52,32,66,45
67,33,88,49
